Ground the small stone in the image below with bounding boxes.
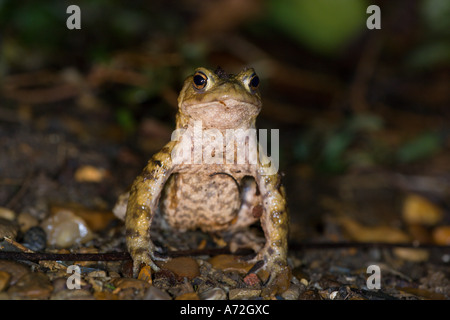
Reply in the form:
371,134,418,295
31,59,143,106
298,289,322,300
50,204,115,232
0,207,16,221
244,273,260,286
41,209,94,248
175,292,200,300
113,278,151,292
199,287,227,300
0,261,30,286
88,270,107,278
93,291,119,300
112,192,129,221
22,226,47,251
229,288,261,300
138,265,153,285
168,280,194,297
208,254,253,274
113,278,151,300
143,286,172,300
74,165,108,183
393,247,429,262
0,218,18,240
17,212,39,233
403,194,443,226
8,272,53,300
337,216,410,243
281,284,301,300
51,289,95,300
0,271,11,291
432,226,450,245
159,257,200,280
51,277,68,292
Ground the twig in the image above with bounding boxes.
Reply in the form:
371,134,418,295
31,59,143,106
0,242,448,263
289,242,450,251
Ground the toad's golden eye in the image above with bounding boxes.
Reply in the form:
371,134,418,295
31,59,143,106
249,74,260,91
193,71,208,90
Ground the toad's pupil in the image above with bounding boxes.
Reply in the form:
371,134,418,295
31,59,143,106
250,75,259,89
193,74,207,88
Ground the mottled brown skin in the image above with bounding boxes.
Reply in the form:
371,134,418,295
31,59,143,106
125,67,289,291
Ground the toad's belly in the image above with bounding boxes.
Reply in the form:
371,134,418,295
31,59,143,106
161,173,241,232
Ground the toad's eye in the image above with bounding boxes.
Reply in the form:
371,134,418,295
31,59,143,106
249,74,260,91
193,71,208,90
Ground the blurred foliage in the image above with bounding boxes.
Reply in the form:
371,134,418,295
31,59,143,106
1,0,448,174
406,0,450,69
294,113,385,173
0,0,187,71
396,131,443,163
266,0,368,55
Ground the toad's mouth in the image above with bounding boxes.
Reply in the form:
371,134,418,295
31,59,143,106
181,99,261,129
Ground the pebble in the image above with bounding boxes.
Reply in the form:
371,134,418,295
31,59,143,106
208,254,253,274
199,287,227,300
243,273,260,286
17,212,39,233
143,286,172,300
159,257,200,280
407,223,432,244
168,280,194,297
40,209,94,248
0,271,11,291
74,165,108,183
298,289,322,300
113,277,150,290
432,226,450,245
337,216,410,243
393,247,429,262
138,265,153,285
402,194,443,226
0,261,30,286
229,288,261,300
0,207,16,221
281,284,302,300
22,226,47,251
51,204,116,232
51,289,95,300
175,292,200,300
8,272,53,300
0,218,18,240
93,291,119,300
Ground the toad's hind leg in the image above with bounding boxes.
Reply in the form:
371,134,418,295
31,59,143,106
225,176,265,252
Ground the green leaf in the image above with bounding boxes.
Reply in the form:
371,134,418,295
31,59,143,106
396,132,442,163
267,0,368,55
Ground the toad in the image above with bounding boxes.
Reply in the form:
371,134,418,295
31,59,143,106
121,67,289,292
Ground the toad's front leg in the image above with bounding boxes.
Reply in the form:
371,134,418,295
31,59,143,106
125,142,176,277
253,156,290,295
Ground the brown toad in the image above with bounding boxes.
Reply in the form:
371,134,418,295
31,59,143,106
121,67,289,292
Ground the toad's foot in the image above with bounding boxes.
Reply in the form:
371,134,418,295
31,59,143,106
130,244,169,277
246,250,291,297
